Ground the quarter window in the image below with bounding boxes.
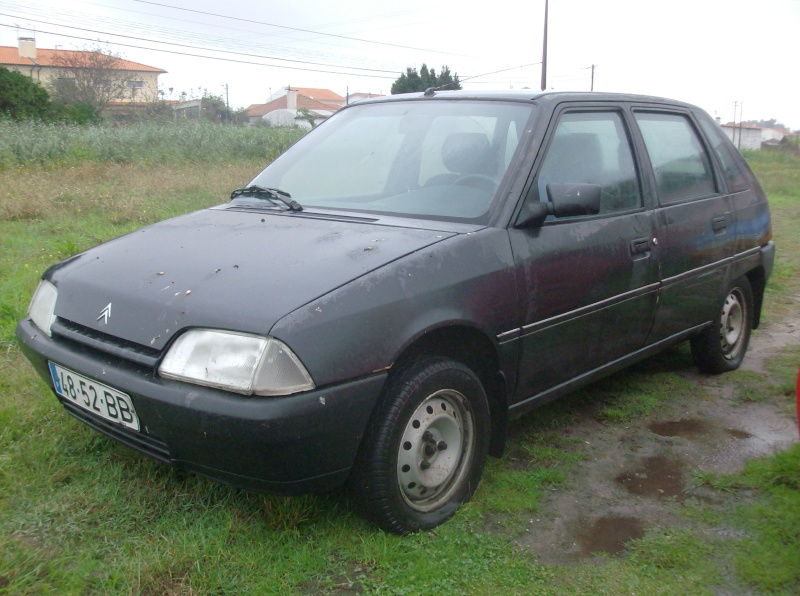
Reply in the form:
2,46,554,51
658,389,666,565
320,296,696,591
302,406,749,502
696,114,750,193
537,111,642,215
635,112,717,203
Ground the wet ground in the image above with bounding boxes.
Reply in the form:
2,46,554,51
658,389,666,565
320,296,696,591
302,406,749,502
511,315,799,566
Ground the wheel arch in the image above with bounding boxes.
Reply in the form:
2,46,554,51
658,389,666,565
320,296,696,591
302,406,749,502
745,265,766,330
392,324,509,457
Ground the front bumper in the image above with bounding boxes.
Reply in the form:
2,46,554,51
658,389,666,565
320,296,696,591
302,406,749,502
16,319,386,495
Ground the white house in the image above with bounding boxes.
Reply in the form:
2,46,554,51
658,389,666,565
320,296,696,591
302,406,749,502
244,87,344,127
721,124,762,150
0,38,165,109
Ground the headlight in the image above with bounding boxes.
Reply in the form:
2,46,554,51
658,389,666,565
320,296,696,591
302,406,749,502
158,329,315,396
28,280,58,337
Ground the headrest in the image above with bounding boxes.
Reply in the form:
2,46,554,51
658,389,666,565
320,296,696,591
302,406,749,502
441,133,493,175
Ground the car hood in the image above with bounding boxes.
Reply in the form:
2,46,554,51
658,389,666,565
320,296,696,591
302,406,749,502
47,208,455,351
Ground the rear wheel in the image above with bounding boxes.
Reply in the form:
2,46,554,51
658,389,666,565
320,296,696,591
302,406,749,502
691,276,754,374
350,357,490,534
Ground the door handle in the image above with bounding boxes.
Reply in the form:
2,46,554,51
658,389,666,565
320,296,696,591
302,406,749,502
630,238,650,255
712,215,727,232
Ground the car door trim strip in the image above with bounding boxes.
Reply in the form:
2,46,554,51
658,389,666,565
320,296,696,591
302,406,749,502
659,246,761,288
496,283,660,343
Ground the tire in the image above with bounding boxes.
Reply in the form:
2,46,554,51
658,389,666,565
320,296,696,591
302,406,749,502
350,356,490,534
691,275,754,374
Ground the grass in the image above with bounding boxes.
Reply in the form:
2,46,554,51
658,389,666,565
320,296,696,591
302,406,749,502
0,119,306,169
1,141,799,593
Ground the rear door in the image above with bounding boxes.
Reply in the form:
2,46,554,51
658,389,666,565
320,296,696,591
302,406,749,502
508,106,660,403
631,109,735,342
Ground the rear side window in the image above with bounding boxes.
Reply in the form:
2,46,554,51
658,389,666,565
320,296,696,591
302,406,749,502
537,111,642,215
695,114,750,193
634,112,717,204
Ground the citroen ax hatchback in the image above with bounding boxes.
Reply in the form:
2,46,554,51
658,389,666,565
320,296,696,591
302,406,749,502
17,91,775,533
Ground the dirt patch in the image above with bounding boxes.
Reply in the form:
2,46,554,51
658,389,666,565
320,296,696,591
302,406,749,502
615,456,686,499
739,315,799,374
514,316,800,566
578,517,645,556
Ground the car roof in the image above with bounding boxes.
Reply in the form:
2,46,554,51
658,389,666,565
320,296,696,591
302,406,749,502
348,89,701,112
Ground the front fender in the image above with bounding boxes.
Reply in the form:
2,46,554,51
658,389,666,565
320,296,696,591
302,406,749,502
269,228,519,388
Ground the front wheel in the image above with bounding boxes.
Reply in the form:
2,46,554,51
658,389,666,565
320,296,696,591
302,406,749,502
691,275,754,374
350,357,490,534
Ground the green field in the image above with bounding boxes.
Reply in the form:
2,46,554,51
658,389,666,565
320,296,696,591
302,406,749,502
0,123,798,593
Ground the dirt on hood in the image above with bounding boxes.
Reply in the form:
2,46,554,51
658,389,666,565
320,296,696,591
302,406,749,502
510,315,799,566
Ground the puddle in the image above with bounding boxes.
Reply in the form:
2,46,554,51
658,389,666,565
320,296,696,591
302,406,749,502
649,418,709,440
578,517,644,556
649,418,753,441
509,315,799,567
726,428,753,440
615,456,685,499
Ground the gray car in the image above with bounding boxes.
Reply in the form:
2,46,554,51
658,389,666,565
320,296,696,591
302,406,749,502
17,91,775,533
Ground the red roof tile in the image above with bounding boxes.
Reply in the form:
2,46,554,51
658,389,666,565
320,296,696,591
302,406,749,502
291,87,344,102
0,46,166,73
245,103,271,117
246,93,342,119
297,96,340,112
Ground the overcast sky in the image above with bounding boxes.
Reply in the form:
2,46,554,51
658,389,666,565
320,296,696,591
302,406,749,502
1,0,798,129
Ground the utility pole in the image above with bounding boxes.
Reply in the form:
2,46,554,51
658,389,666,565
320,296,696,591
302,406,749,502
540,0,548,91
223,83,229,109
738,101,743,150
581,64,597,91
733,101,744,149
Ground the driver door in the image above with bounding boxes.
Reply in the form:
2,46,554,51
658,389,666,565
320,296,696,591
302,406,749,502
508,108,660,404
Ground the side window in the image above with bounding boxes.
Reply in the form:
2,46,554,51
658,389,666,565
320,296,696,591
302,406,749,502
537,111,642,215
634,112,717,203
695,114,750,193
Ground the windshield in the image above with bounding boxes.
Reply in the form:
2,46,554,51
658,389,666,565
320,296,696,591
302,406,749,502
248,100,536,223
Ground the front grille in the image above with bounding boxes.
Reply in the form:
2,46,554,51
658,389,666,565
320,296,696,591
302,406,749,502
52,319,161,367
61,399,171,463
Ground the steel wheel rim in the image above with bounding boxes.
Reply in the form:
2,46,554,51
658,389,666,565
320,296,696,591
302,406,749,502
396,389,475,512
719,287,746,360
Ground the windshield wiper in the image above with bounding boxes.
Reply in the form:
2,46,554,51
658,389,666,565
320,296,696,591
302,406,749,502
230,185,303,211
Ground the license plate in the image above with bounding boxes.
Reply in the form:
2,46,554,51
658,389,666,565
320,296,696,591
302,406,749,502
48,362,140,431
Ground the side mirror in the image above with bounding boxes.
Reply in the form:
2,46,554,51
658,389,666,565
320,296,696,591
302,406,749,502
514,182,602,229
546,183,601,217
515,200,553,229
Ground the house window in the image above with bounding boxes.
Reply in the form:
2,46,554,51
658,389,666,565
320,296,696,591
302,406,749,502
127,80,145,89
94,79,112,88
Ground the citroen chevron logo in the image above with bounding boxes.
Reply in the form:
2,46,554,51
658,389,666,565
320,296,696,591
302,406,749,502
97,303,112,325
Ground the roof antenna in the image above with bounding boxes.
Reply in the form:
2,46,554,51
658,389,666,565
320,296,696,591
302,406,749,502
423,87,436,96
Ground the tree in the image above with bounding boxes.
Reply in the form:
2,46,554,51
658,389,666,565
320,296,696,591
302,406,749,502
0,66,51,120
391,64,462,94
50,44,135,113
742,118,791,131
295,107,319,129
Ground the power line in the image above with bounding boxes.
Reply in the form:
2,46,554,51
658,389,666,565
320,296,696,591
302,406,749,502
0,12,400,75
132,0,472,57
461,63,542,83
1,4,539,88
0,2,407,73
0,23,397,79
